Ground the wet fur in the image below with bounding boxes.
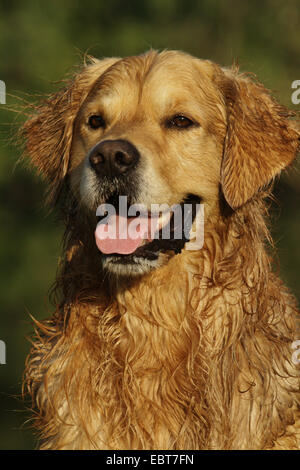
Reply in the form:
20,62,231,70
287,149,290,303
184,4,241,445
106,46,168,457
21,50,300,449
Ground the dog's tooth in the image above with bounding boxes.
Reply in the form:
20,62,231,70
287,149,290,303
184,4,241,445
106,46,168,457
157,211,172,231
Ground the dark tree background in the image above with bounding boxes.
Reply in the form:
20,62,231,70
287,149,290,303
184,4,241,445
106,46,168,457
0,0,299,449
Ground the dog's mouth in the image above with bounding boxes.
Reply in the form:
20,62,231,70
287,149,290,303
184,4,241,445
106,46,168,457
94,194,201,266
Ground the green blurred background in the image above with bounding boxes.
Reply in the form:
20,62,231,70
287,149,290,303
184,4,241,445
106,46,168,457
0,0,299,450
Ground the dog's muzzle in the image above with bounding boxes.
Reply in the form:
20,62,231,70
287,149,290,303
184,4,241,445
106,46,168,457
87,139,201,275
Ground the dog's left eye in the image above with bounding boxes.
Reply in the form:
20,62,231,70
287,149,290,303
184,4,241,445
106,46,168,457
167,115,195,129
88,115,106,130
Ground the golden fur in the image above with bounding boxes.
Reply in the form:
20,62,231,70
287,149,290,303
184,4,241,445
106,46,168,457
21,50,299,449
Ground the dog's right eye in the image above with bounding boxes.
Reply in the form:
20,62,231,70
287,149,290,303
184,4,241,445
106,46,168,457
166,115,196,130
88,115,106,130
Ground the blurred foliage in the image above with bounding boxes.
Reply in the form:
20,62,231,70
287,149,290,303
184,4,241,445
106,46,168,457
0,0,299,449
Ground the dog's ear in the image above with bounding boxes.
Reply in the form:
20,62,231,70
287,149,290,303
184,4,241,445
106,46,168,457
218,69,300,209
21,57,119,204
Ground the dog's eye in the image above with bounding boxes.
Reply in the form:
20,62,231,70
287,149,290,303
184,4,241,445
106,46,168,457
168,115,194,129
88,115,106,130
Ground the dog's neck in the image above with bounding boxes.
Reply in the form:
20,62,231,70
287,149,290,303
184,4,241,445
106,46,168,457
57,195,271,309
30,196,298,450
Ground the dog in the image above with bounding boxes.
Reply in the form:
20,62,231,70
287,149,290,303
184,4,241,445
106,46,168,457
21,50,299,449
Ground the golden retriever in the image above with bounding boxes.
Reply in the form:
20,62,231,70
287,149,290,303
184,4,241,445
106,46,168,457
21,50,300,449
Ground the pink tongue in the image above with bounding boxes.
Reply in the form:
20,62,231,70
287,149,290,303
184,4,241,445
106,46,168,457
95,214,153,255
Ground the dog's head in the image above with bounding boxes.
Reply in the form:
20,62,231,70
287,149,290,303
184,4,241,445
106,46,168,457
22,50,299,277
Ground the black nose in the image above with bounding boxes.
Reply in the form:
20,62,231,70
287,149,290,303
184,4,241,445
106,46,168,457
89,139,140,177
